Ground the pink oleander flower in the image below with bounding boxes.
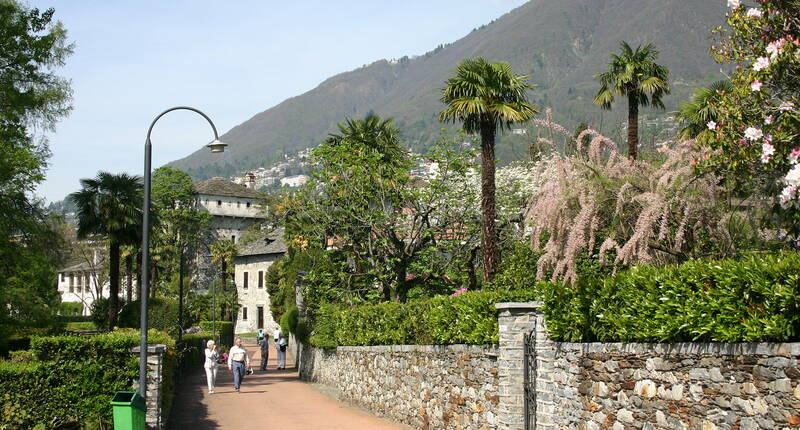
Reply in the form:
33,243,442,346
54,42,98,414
751,80,763,91
761,142,775,163
789,148,800,165
744,127,763,141
449,287,468,297
779,101,795,112
706,121,717,130
764,115,773,125
753,56,770,71
746,8,762,18
766,39,785,59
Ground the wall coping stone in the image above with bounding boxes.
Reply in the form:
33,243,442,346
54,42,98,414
554,341,800,356
130,344,167,354
337,344,498,355
495,301,543,310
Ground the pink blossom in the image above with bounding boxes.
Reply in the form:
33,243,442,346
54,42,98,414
750,80,763,91
779,185,797,209
746,8,762,18
778,101,795,112
789,148,800,165
744,127,763,141
706,121,717,130
761,142,775,163
738,138,748,145
766,39,785,59
764,115,773,125
753,56,770,71
449,287,468,297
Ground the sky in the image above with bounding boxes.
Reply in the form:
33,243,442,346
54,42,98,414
29,0,529,203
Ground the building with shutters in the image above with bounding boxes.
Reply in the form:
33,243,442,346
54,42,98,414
233,228,287,334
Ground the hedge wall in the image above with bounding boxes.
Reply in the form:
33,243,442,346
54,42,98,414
0,330,174,429
542,251,800,342
310,290,538,347
199,321,233,347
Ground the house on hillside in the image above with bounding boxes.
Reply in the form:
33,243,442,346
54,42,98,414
196,177,263,244
233,228,287,334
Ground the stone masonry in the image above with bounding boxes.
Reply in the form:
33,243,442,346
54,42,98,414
132,344,166,430
300,344,500,429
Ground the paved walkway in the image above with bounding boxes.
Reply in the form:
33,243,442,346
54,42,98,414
169,340,407,429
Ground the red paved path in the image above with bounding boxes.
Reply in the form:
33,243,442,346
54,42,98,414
169,340,407,429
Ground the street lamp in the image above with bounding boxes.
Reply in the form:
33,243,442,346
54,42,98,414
139,106,226,399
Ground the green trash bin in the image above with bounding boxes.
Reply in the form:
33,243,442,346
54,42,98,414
111,391,146,430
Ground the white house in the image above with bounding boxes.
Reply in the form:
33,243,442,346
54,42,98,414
233,228,287,334
196,177,263,244
279,175,309,188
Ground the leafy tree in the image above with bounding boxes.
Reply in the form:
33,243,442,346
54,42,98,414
439,57,538,282
704,1,800,236
150,167,211,299
69,172,143,329
0,2,72,336
210,239,237,320
676,80,733,142
593,42,670,160
325,113,405,165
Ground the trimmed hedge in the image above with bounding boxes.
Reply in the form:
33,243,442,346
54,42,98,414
178,333,211,372
0,330,174,429
542,252,800,342
119,298,181,338
58,301,84,316
199,321,233,347
310,290,538,347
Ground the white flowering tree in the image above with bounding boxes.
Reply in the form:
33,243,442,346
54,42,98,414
706,0,800,235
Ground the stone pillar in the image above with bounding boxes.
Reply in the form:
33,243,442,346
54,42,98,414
131,344,166,430
495,302,544,430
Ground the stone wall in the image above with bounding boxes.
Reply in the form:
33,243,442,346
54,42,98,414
132,344,166,430
300,344,501,429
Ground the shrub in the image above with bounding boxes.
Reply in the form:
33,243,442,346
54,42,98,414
89,297,109,330
0,330,175,429
310,290,539,347
58,301,84,316
199,321,233,347
64,321,96,331
542,252,800,342
119,298,180,338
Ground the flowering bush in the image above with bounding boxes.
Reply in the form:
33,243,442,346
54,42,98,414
706,0,800,234
524,123,769,285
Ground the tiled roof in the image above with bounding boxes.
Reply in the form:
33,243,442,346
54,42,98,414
196,177,260,198
237,228,287,257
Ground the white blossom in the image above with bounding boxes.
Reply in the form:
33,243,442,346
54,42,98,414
706,121,717,130
778,101,795,112
785,164,800,188
744,127,763,141
779,185,798,209
767,39,785,59
750,80,763,91
764,115,773,125
727,0,740,8
746,8,762,18
753,56,770,71
761,142,775,163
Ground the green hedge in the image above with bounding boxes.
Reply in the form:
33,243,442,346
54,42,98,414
58,302,84,316
119,298,181,338
0,330,175,429
542,252,800,342
57,315,92,323
199,321,233,347
310,290,538,347
178,333,211,372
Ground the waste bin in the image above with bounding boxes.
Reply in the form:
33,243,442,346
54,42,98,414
111,391,146,430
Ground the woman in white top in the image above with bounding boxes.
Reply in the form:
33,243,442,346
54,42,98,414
204,340,220,394
275,329,287,370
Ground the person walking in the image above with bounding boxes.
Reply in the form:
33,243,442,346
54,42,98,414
259,332,270,371
275,328,287,370
227,337,251,392
203,340,219,394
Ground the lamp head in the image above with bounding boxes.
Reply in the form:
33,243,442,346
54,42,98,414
206,139,227,153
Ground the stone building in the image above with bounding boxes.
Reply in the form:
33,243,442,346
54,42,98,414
195,177,262,244
233,228,287,334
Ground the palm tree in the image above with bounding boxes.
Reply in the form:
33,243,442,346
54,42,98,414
594,42,670,160
439,57,537,282
325,113,405,165
70,172,143,330
676,80,732,142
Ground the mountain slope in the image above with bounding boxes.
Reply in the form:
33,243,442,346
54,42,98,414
170,0,725,179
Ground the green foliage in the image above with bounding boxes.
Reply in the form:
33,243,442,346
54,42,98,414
89,296,110,330
118,298,181,338
0,330,174,429
64,321,96,331
199,321,233,347
310,290,538,347
492,242,542,291
542,252,800,342
177,333,208,372
281,306,299,335
58,301,84,316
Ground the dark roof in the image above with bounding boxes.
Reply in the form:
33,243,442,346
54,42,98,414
196,177,260,199
59,261,97,273
237,228,287,257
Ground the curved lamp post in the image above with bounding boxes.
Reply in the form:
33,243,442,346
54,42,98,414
140,106,227,399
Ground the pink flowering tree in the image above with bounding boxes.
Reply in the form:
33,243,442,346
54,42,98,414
707,0,800,235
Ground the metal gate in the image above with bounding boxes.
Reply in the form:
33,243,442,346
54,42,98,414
523,330,537,429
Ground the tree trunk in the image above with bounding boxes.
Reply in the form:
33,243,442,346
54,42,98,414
108,241,120,330
627,89,639,160
125,254,133,302
480,122,499,283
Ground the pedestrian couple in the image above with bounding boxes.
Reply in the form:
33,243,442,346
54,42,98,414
256,328,287,370
204,337,251,394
